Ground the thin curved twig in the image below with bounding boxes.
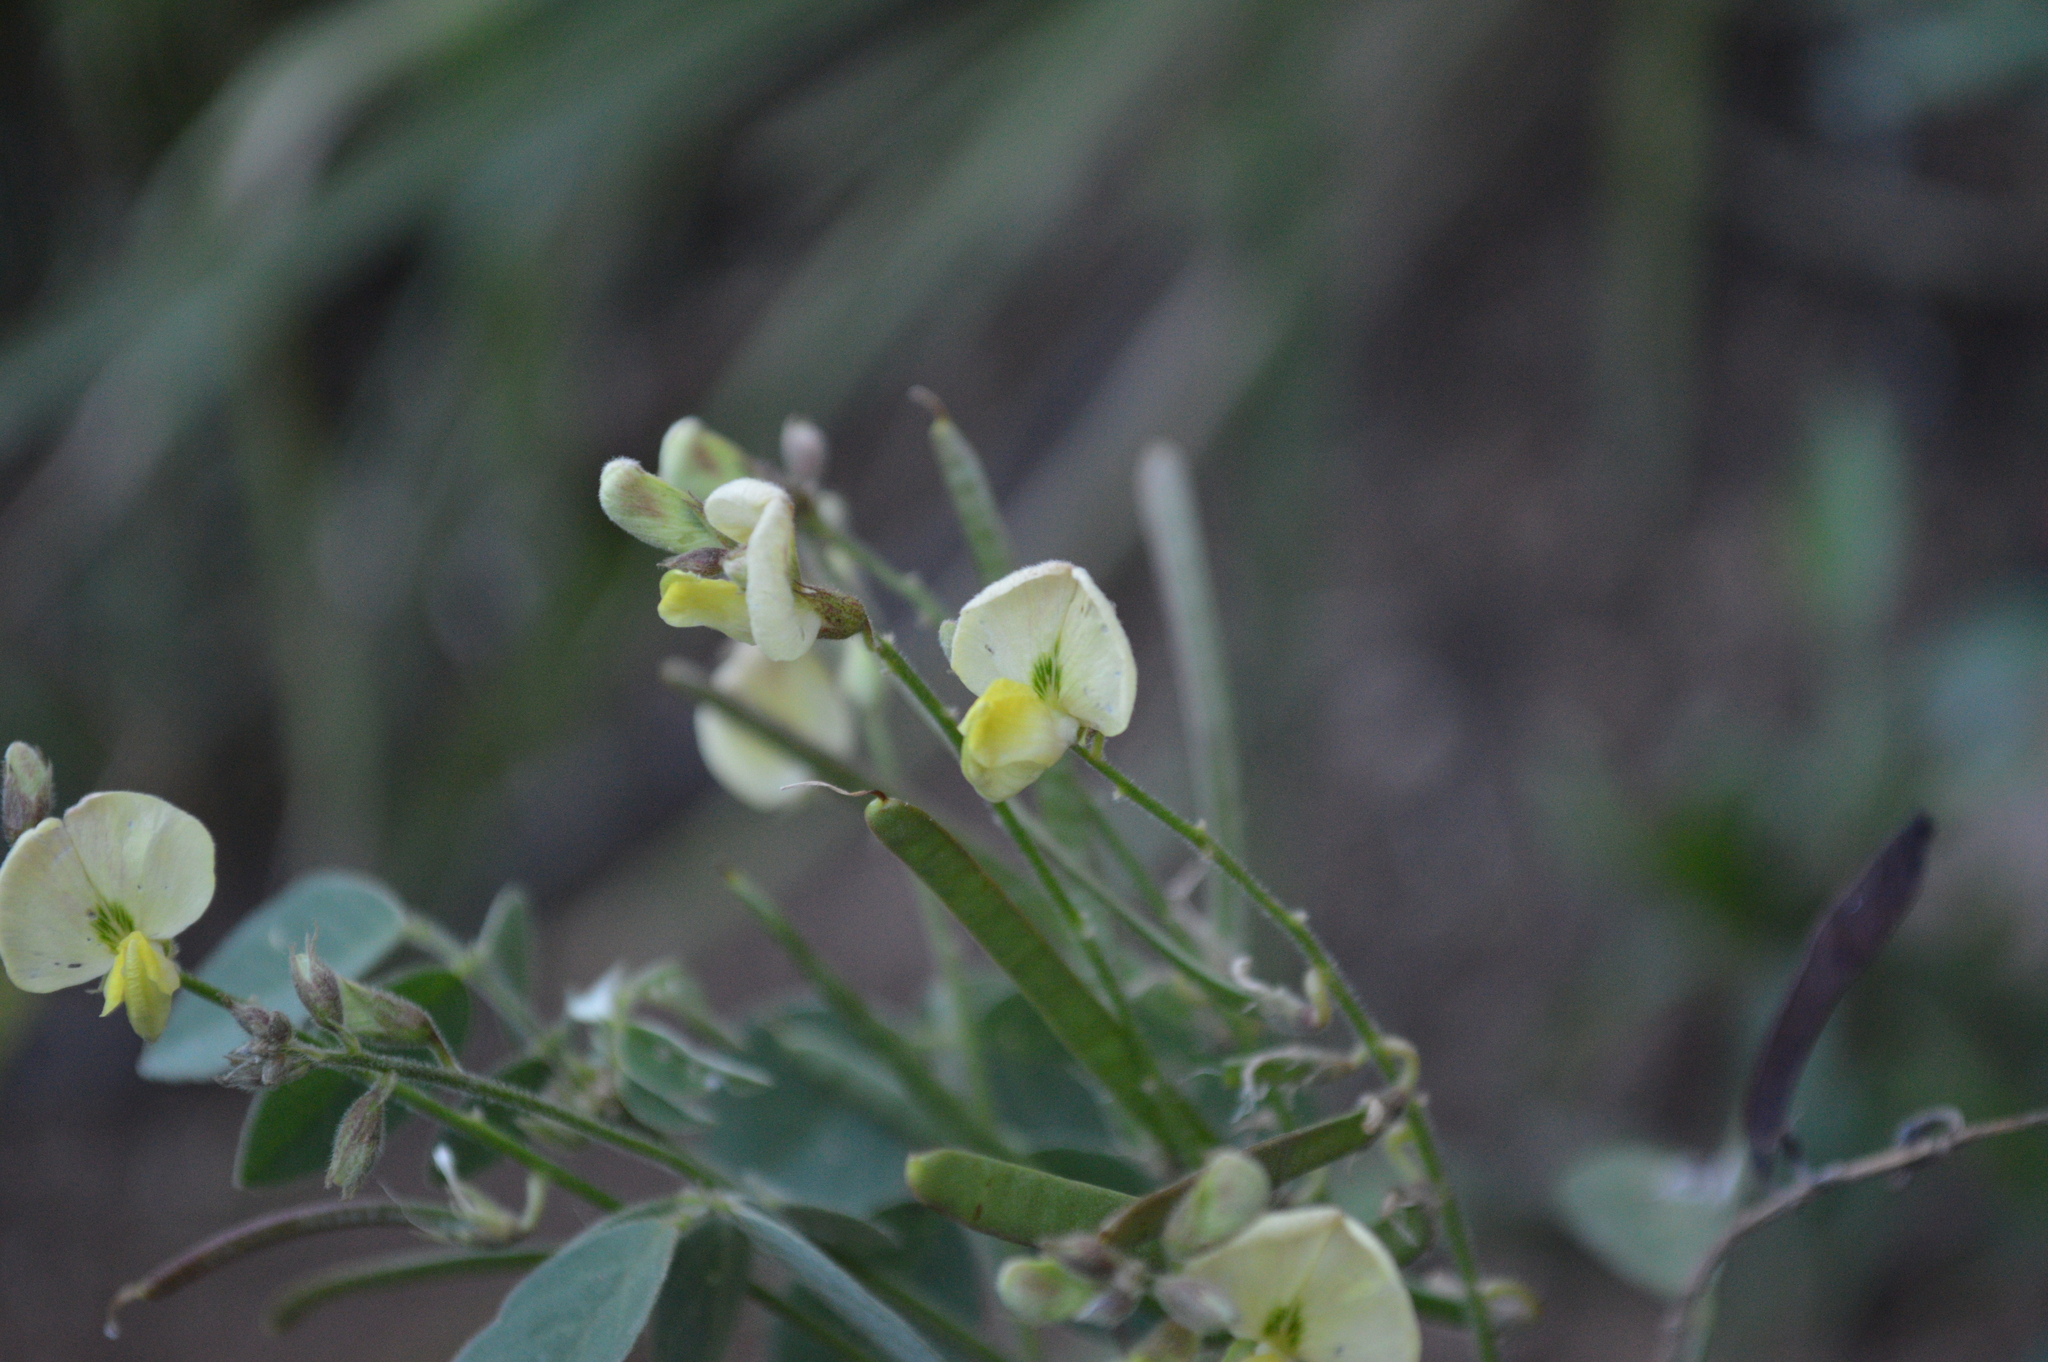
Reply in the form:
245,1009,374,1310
1654,1109,2048,1362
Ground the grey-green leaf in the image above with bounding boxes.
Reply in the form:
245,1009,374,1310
650,1218,751,1362
476,886,536,1003
1554,1143,1741,1299
453,1213,682,1362
142,872,408,1082
726,1202,945,1362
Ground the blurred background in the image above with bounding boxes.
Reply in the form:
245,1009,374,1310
4,0,2048,1357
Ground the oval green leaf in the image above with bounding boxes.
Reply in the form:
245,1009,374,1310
453,1212,682,1362
1554,1143,1741,1299
650,1218,751,1362
726,1201,945,1362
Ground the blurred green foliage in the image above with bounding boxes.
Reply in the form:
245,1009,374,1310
6,0,2048,1357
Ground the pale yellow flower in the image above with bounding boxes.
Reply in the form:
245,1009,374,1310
0,792,215,1041
695,645,857,810
944,561,1135,801
1180,1208,1419,1362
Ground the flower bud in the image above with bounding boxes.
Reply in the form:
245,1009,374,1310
3,742,54,846
799,584,869,641
291,944,345,1030
231,1001,294,1048
338,977,441,1049
1164,1149,1272,1260
995,1256,1097,1325
658,418,750,499
599,458,721,554
1152,1276,1240,1335
780,416,828,486
327,1078,393,1198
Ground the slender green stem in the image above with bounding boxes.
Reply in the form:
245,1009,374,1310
399,914,541,1044
1066,780,1176,926
267,1247,554,1333
803,511,950,627
866,631,962,750
1072,747,1501,1362
387,1082,620,1212
726,871,1014,1159
1005,802,1257,1014
992,802,1139,1036
660,657,874,791
179,975,631,1209
318,1049,728,1188
1656,1108,2048,1362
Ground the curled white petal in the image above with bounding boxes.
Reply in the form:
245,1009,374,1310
946,561,1135,735
742,495,821,662
703,478,789,544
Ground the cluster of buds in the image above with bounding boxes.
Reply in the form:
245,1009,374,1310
997,1150,1421,1362
219,1002,310,1090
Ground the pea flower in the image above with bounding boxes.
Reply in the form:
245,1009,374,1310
695,644,857,811
0,791,216,1042
599,453,864,662
1177,1207,1419,1362
943,560,1136,801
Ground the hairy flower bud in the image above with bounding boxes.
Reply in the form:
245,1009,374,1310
339,977,441,1049
327,1078,393,1198
290,944,345,1031
995,1257,1097,1325
1164,1150,1272,1260
780,416,828,486
2,742,53,846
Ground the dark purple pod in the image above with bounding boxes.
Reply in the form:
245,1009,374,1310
1741,813,1935,1169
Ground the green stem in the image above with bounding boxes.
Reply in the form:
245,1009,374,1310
991,802,1146,1045
726,870,1014,1159
388,1082,620,1212
1072,747,1501,1362
1005,802,1257,1014
319,1049,728,1188
866,631,962,751
803,511,950,627
400,914,542,1044
660,657,874,791
866,633,1216,1162
179,976,628,1210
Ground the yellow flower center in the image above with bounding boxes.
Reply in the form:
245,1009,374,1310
658,571,752,641
100,930,181,1042
957,677,1079,802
